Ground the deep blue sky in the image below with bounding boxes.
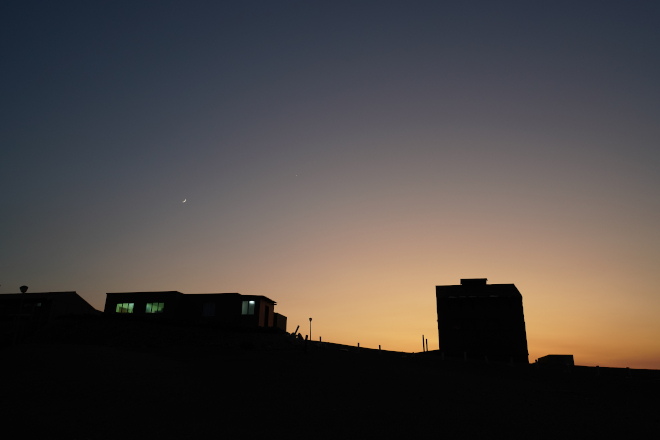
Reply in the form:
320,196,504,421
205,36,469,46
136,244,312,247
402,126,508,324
2,1,659,364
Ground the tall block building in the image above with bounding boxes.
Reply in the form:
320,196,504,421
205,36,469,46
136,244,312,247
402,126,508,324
436,279,529,364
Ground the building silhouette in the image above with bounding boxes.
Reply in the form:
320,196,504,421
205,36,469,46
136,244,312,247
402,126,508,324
436,279,529,364
0,291,99,344
104,291,286,331
537,354,574,366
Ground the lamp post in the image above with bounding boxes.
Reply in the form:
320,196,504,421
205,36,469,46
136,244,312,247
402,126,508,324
309,317,312,341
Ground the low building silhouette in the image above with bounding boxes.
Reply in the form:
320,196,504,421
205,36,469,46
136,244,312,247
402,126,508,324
436,279,529,364
0,291,99,344
104,291,285,330
537,354,574,365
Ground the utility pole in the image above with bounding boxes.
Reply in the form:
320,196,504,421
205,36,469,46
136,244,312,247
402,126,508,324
309,317,312,340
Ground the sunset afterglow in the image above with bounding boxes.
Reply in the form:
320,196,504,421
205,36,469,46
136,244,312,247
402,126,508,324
2,1,659,368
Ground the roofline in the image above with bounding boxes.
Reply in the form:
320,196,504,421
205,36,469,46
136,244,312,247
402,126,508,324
106,291,184,295
104,291,277,304
1,291,79,295
436,283,517,288
240,295,277,305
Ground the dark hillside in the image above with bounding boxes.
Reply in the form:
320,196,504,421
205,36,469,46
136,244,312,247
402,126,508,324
1,316,658,439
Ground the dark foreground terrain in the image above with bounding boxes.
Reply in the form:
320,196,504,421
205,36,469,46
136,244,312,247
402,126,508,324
1,316,658,439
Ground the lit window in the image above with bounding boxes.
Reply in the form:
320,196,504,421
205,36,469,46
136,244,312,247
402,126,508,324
146,302,164,313
241,300,255,315
115,303,134,313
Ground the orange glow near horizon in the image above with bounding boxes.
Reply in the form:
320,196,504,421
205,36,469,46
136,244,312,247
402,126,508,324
8,138,660,370
6,136,659,369
2,2,659,371
46,192,659,370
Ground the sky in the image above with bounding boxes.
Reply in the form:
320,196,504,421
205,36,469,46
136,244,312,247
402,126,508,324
1,0,659,368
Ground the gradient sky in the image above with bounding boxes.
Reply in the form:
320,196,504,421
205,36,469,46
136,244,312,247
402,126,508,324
2,1,659,368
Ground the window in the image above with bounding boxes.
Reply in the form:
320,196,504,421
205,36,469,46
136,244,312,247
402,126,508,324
116,303,134,313
241,300,255,315
203,302,215,317
146,303,164,314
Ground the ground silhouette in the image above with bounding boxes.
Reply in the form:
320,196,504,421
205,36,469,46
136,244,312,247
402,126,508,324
1,316,658,439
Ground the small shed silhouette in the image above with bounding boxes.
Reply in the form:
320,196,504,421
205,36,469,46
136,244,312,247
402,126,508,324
537,354,574,366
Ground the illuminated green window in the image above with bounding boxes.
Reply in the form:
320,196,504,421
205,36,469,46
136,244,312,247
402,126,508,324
241,300,255,315
146,302,164,314
115,303,134,313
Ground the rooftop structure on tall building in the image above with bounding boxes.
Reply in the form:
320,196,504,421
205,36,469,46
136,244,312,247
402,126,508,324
104,291,286,331
436,278,529,364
